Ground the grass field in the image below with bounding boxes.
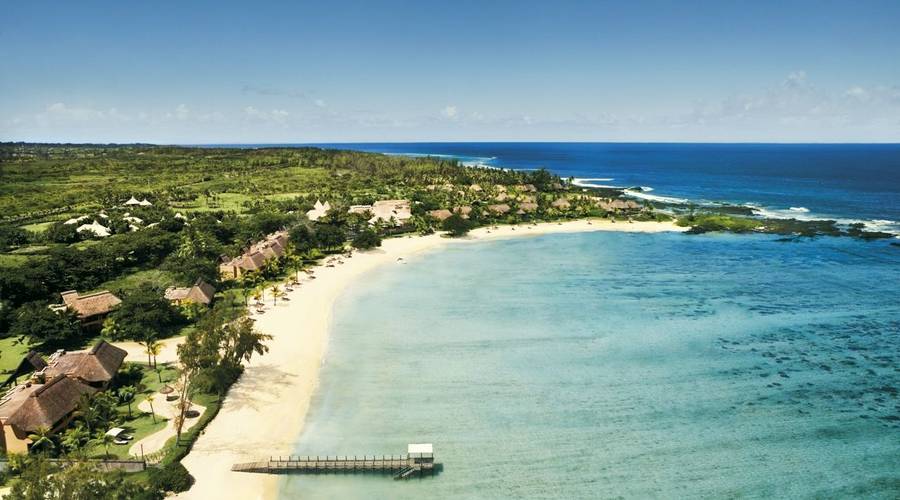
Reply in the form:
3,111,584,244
98,268,178,295
0,336,32,374
83,362,180,459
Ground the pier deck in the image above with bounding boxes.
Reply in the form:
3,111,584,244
232,454,436,479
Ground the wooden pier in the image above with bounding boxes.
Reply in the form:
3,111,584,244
231,443,437,480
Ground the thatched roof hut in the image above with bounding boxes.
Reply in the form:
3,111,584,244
44,341,127,387
165,278,216,306
0,375,95,434
58,290,121,322
488,204,511,214
519,202,539,213
453,206,473,219
428,209,453,221
551,198,571,209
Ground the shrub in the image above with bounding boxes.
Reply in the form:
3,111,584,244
148,462,193,493
351,229,381,250
441,214,473,237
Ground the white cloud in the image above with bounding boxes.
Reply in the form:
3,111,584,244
441,105,458,119
175,104,190,120
783,70,808,88
314,99,326,108
845,86,869,101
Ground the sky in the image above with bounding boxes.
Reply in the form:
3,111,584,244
2,0,899,143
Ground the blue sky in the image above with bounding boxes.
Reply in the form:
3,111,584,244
2,0,899,143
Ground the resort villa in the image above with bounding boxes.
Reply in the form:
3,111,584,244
305,200,332,222
218,230,289,280
51,290,122,328
348,200,413,225
75,220,112,237
164,277,216,306
0,341,127,454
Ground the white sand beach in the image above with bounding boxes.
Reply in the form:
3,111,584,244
177,219,685,499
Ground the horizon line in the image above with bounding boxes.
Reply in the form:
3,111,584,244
4,140,900,146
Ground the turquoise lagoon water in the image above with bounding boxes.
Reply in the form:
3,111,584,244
281,232,900,499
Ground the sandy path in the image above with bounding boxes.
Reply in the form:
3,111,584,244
128,392,206,459
177,219,685,499
112,336,185,365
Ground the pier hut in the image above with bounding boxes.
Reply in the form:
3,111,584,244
407,443,433,465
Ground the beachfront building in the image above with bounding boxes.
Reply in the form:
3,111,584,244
0,341,127,453
551,198,571,210
219,230,289,280
347,199,413,226
428,209,453,221
43,340,128,389
0,375,96,454
519,202,539,213
51,290,122,328
488,203,511,215
305,200,331,222
165,278,216,306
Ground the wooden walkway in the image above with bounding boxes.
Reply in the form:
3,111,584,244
231,455,436,479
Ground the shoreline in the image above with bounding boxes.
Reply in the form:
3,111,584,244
177,219,685,499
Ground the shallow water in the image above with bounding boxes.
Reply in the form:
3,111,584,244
281,232,900,499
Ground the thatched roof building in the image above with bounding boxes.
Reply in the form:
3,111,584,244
488,204,511,214
428,209,453,221
55,290,121,326
519,202,539,213
370,200,412,225
165,278,216,306
44,341,127,388
453,206,473,219
219,231,289,280
0,374,96,453
551,198,571,209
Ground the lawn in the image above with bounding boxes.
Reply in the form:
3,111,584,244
19,221,58,234
0,336,32,375
0,254,32,268
98,268,178,295
170,192,255,214
83,362,180,459
84,412,168,460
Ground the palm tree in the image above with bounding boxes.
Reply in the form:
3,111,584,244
270,285,283,306
74,393,99,435
139,334,161,367
252,287,264,307
27,425,55,454
118,385,136,418
93,433,115,459
60,424,90,454
147,338,162,368
239,271,259,307
147,395,157,424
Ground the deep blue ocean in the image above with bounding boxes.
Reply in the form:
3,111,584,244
312,143,900,236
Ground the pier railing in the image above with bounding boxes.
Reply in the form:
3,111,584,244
232,454,437,479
